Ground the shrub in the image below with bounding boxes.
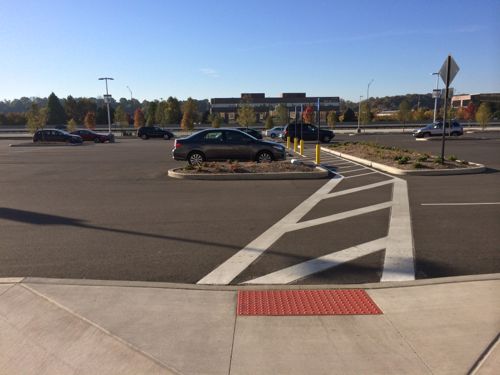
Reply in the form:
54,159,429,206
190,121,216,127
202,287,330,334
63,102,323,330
434,157,444,164
447,155,458,161
417,155,428,162
397,156,410,165
413,162,425,169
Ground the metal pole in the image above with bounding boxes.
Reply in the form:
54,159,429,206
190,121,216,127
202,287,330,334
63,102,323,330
357,96,363,133
127,86,132,101
99,77,114,133
365,79,374,132
315,98,320,164
432,73,439,123
440,56,451,162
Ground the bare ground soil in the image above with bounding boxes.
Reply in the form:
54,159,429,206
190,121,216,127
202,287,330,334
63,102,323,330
177,161,316,174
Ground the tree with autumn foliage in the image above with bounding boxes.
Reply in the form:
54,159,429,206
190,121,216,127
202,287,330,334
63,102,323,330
302,106,315,124
84,111,96,129
134,108,145,128
463,102,476,124
181,97,197,131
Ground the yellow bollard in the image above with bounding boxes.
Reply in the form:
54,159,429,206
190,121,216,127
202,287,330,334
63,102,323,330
315,144,321,164
293,137,298,153
300,139,304,155
286,136,290,149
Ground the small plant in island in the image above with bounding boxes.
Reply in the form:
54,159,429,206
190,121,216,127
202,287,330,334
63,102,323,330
447,155,458,162
413,162,425,169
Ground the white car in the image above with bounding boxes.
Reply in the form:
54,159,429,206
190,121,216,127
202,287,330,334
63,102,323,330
264,127,284,138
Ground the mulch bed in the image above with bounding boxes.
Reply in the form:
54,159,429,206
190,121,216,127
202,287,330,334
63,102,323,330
329,142,472,170
178,161,316,174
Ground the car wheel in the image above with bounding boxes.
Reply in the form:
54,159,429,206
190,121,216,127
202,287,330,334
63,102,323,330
94,138,101,143
322,136,331,143
451,132,459,137
141,134,148,140
423,132,431,138
256,151,273,163
164,134,171,140
187,151,205,165
271,133,276,138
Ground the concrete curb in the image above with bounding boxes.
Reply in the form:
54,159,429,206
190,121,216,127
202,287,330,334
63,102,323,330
321,147,486,175
3,273,499,291
167,165,329,180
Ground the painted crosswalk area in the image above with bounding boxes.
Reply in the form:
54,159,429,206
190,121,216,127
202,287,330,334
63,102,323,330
198,147,415,285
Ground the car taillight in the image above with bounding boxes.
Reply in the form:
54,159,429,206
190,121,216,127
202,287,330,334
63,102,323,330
174,140,182,148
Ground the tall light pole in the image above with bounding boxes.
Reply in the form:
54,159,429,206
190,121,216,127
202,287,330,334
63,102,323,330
357,95,363,133
431,72,440,123
366,79,374,103
126,86,133,101
99,77,114,133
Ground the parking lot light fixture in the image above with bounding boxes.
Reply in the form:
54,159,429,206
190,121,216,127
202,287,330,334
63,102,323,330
99,77,114,133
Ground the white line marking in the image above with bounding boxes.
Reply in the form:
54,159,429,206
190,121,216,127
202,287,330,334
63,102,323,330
344,172,377,179
421,202,500,206
324,179,394,199
339,167,369,173
381,179,415,282
197,176,344,285
244,237,388,284
287,201,392,232
337,166,366,172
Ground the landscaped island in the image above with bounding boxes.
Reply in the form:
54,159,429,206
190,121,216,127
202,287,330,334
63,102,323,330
328,142,472,170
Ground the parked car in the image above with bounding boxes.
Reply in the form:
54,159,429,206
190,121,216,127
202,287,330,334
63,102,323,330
264,127,284,138
33,129,83,144
137,126,174,140
71,129,114,143
236,127,263,139
172,128,286,165
281,123,335,143
413,121,463,138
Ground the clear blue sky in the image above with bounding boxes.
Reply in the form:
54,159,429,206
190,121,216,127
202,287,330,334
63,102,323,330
1,0,499,102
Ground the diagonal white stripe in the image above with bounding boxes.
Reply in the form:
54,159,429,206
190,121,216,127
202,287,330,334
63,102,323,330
244,237,388,284
324,179,394,199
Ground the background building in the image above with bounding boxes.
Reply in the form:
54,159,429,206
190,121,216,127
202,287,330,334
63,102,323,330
451,93,500,108
210,93,340,123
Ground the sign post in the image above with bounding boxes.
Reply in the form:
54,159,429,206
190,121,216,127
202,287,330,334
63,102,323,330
315,98,321,164
438,55,459,162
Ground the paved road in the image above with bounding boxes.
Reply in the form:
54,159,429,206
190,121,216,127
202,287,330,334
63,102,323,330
0,133,498,284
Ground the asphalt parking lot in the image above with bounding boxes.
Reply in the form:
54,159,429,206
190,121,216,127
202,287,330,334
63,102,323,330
0,132,499,284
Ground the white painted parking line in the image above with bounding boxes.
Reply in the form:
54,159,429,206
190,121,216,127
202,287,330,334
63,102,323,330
244,237,388,284
339,168,369,174
421,202,500,206
344,172,377,179
197,176,344,285
381,178,415,282
198,149,416,285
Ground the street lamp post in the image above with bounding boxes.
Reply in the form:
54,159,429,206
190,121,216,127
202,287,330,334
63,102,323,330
126,86,133,101
357,95,363,133
432,72,440,123
99,77,114,133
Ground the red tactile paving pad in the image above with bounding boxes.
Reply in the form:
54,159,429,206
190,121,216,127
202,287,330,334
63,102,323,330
237,289,382,316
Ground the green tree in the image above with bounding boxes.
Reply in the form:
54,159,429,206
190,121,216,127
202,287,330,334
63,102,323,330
360,102,373,125
146,101,157,126
84,111,96,130
26,103,47,134
413,108,426,122
275,104,289,125
340,108,356,122
114,105,128,128
237,103,255,129
326,110,337,128
156,100,167,125
134,108,145,128
181,97,197,131
46,92,67,125
165,97,182,124
64,95,79,123
210,113,222,128
265,115,274,129
67,118,77,132
475,103,491,131
398,100,411,125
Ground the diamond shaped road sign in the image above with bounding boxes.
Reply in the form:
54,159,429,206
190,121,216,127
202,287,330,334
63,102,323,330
439,55,460,85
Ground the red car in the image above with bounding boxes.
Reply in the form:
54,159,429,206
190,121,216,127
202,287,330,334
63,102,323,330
71,130,115,143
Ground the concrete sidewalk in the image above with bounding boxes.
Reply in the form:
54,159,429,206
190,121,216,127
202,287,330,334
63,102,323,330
0,275,499,375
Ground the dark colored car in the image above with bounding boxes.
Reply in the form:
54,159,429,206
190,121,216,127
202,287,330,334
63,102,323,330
137,126,174,140
172,128,286,165
71,129,115,143
33,129,83,144
281,123,334,142
236,127,263,139
413,121,463,138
